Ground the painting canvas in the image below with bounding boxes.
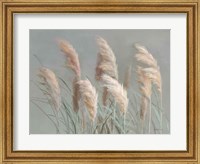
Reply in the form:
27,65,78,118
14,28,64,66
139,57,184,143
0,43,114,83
30,29,170,134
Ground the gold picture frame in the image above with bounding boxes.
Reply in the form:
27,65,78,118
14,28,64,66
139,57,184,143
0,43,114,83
0,0,199,163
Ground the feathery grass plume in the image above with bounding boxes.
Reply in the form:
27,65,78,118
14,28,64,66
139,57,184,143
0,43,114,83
134,44,162,93
95,36,118,80
38,67,61,112
142,67,162,93
58,39,81,77
137,66,152,99
78,79,98,122
95,52,103,81
136,67,152,121
135,44,162,133
101,74,128,114
58,39,82,112
135,44,157,68
95,37,118,106
123,64,132,90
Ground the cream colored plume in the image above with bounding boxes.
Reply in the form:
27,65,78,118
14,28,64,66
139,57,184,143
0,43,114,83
136,66,152,99
142,67,162,93
135,44,162,93
135,44,157,68
58,39,81,77
38,67,61,112
78,79,98,122
95,37,118,80
101,74,128,114
136,67,152,120
58,39,82,112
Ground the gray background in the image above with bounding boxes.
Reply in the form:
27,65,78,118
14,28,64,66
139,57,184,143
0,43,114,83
30,29,170,134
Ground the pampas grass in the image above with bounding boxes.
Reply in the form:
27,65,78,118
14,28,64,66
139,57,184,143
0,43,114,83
135,44,162,133
78,79,98,123
58,39,81,77
142,67,162,94
101,74,128,133
136,66,152,118
136,66,151,133
58,39,82,113
32,37,168,135
38,67,61,112
96,37,118,107
37,67,61,133
135,44,162,93
95,37,118,80
135,44,157,68
101,74,128,114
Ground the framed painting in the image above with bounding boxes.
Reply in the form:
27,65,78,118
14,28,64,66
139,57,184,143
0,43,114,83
0,0,199,163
